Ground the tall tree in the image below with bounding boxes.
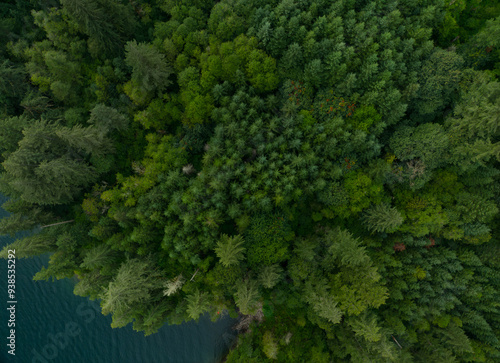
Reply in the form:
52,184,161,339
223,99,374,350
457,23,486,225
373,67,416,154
363,203,404,233
258,264,282,289
124,40,173,103
234,279,260,315
100,258,163,328
185,289,210,321
61,0,136,58
0,233,57,258
214,234,246,267
1,121,112,204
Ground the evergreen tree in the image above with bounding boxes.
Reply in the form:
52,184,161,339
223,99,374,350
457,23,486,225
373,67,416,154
125,40,173,95
363,203,404,233
258,264,282,289
80,244,121,272
100,258,163,327
0,233,57,258
88,104,129,134
1,121,112,204
262,331,278,360
61,0,135,58
234,279,260,315
163,274,185,297
411,48,464,121
214,234,246,267
185,289,210,321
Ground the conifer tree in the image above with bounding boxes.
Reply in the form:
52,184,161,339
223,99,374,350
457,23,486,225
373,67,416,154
258,264,282,289
0,233,57,258
100,258,163,325
185,289,210,321
234,279,260,315
88,104,129,134
304,279,343,325
80,244,121,271
125,40,173,95
262,331,278,360
61,0,135,57
363,203,404,233
163,274,185,297
1,121,112,204
214,234,246,267
347,313,382,343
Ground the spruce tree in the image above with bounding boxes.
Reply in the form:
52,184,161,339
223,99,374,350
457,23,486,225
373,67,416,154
0,233,57,258
258,264,282,289
125,40,173,94
234,279,260,315
363,203,404,233
214,234,246,267
185,289,210,321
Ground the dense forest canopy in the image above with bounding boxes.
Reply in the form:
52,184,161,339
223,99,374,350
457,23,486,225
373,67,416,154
1,0,500,361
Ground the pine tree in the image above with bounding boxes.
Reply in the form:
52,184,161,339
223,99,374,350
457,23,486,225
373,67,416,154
2,121,112,204
0,115,29,161
214,234,246,267
363,203,404,233
262,331,278,360
258,264,282,289
0,233,57,258
55,124,112,157
185,289,210,320
61,0,135,57
88,104,129,134
411,48,464,121
305,280,343,325
125,40,173,94
80,244,121,271
100,258,163,323
163,274,185,296
347,313,382,343
0,212,41,236
234,279,260,315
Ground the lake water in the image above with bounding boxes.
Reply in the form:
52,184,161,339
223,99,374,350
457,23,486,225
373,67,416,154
0,194,237,363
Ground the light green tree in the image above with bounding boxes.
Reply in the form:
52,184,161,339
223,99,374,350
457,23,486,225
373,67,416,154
100,258,163,327
304,279,343,324
185,289,210,320
364,203,404,233
234,279,260,315
258,264,282,289
0,233,57,259
262,331,278,360
214,234,246,267
163,274,185,297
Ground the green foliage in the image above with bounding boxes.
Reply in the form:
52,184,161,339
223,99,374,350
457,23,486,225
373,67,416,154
234,279,260,315
259,264,282,289
262,331,279,360
125,40,172,95
185,289,210,321
100,258,163,328
0,232,57,259
3,0,500,360
245,214,291,268
364,203,404,233
214,234,246,267
1,121,112,204
61,0,136,58
410,48,464,121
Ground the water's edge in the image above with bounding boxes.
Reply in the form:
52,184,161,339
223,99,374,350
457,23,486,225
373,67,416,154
0,194,237,363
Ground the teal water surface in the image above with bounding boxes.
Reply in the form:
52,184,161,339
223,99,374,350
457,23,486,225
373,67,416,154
0,194,237,363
